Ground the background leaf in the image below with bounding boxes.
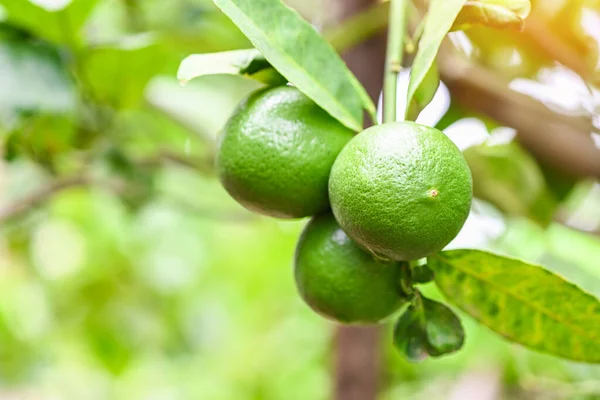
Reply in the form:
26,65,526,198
430,249,600,363
453,0,531,31
81,35,165,109
211,0,372,131
539,162,578,203
405,0,467,116
464,141,558,226
0,0,98,44
0,25,76,124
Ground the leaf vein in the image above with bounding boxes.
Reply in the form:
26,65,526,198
438,257,600,342
213,0,362,130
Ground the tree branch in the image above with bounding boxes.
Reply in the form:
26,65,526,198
524,16,593,82
0,176,105,223
327,1,387,399
326,2,389,54
401,1,600,179
0,149,216,223
438,46,600,179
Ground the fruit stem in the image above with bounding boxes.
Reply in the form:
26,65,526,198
383,0,408,124
399,263,415,297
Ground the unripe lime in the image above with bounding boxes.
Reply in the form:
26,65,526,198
294,214,407,324
216,86,355,219
329,121,472,261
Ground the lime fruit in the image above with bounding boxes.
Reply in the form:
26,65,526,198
216,86,355,219
294,213,407,324
329,121,472,261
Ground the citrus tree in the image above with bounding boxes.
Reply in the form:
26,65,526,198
179,0,600,379
1,0,600,399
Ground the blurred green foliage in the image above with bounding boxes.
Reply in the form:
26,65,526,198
0,0,598,399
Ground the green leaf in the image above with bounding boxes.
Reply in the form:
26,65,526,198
453,0,531,31
0,26,76,123
0,0,98,44
211,0,372,131
539,162,578,203
430,249,600,363
177,49,286,86
405,0,467,116
407,63,440,121
6,114,76,167
347,70,378,125
434,102,500,133
411,263,435,284
464,141,558,226
434,102,467,132
394,295,465,362
82,34,165,109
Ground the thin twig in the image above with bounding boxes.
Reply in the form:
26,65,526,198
0,176,94,223
383,0,409,123
136,150,214,175
0,148,215,223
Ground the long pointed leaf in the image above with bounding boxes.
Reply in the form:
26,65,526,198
406,0,467,116
212,0,374,131
430,249,600,363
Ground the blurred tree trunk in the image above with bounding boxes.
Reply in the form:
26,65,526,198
326,1,386,399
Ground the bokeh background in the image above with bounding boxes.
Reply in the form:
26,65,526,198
0,0,599,399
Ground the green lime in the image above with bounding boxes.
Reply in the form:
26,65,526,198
294,213,407,324
216,86,355,219
329,121,472,261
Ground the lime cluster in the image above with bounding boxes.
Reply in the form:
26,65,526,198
216,86,473,324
